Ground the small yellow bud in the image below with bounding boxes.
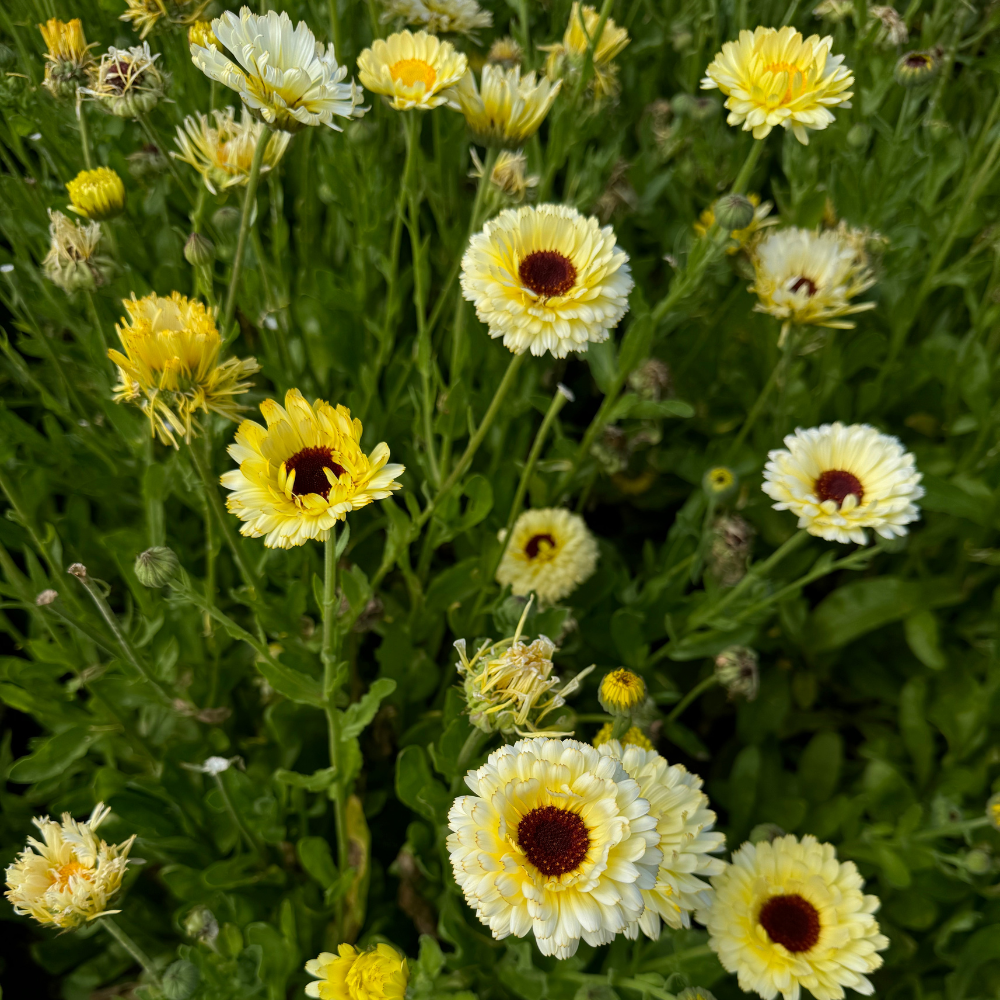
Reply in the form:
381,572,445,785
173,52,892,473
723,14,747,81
66,167,126,222
598,668,645,716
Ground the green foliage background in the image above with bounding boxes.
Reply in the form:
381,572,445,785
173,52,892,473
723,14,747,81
1,0,999,997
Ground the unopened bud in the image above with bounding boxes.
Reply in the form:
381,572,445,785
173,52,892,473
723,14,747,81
715,646,759,701
713,194,755,232
212,206,241,237
965,849,991,874
846,123,871,149
134,546,178,588
35,589,58,606
184,232,215,268
598,668,646,716
183,905,219,946
895,49,940,87
749,822,785,844
161,960,200,1000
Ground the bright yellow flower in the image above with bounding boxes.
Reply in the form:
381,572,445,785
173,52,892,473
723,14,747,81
109,292,259,447
357,30,467,111
305,943,409,1000
66,167,126,222
592,722,653,750
693,193,778,252
222,389,405,549
187,19,219,49
598,668,645,715
701,26,854,145
542,3,630,100
172,107,291,194
449,65,560,148
4,804,134,930
39,18,95,98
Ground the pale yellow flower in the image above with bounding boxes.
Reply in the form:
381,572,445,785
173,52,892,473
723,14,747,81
449,65,560,148
357,30,467,111
701,26,854,144
488,36,523,68
66,167,126,221
38,18,95,99
305,943,409,1000
542,3,630,100
592,723,653,751
222,389,404,549
381,0,492,40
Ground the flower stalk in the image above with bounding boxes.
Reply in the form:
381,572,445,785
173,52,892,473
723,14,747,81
101,917,162,989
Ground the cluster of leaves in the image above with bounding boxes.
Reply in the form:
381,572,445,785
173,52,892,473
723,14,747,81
1,0,1000,997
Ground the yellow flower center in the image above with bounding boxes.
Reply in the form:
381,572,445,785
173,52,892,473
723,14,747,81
390,58,437,91
764,61,806,103
51,860,92,890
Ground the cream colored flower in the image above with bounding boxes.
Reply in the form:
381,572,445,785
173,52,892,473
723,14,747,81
83,43,167,117
461,204,633,357
701,27,854,144
191,7,365,132
694,193,778,252
381,0,492,39
762,422,923,545
172,106,291,194
5,804,134,930
305,943,408,999
598,741,725,937
447,737,661,958
543,3,630,100
497,507,599,604
43,210,109,293
450,65,560,148
593,723,653,751
748,227,875,329
470,149,538,202
700,835,889,1000
222,389,404,549
357,30,467,111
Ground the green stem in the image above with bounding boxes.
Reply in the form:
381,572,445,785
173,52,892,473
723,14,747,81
328,0,343,60
215,771,266,860
76,95,93,170
322,527,341,674
449,727,489,793
728,322,794,457
84,290,109,364
137,114,193,204
553,376,625,502
101,917,162,989
222,129,269,337
730,138,763,195
666,674,719,722
914,816,990,840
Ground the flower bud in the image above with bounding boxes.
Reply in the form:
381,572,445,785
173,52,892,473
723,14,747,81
987,792,1000,832
598,668,646,716
846,123,871,148
184,232,216,268
183,905,219,946
134,546,179,587
0,43,16,72
212,206,241,237
66,167,126,222
670,93,698,117
127,144,168,182
895,49,941,87
713,194,755,232
749,822,785,844
714,646,759,701
964,848,992,875
703,465,738,500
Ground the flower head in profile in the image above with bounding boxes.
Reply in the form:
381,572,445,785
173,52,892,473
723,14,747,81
109,292,259,447
38,19,95,100
188,19,219,48
763,422,924,544
599,741,725,937
701,26,854,144
598,668,645,716
593,723,653,751
447,737,661,958
66,167,126,222
120,0,209,40
488,36,523,69
84,43,168,117
543,3,630,101
173,107,291,194
450,65,560,148
461,204,633,358
895,49,940,86
700,834,889,1000
470,149,538,203
222,389,404,549
496,507,599,604
5,803,134,930
42,210,110,294
748,226,875,329
305,943,409,1000
694,193,778,253
381,0,492,40
357,30,467,111
191,7,366,132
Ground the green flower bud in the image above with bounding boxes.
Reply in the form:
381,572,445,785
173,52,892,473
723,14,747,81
965,849,991,875
134,546,178,587
846,123,871,149
184,232,216,268
713,194,755,232
895,50,940,87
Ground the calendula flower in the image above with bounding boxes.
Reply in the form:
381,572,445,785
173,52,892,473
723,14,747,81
38,18,95,100
693,193,778,253
701,27,854,144
542,3,630,101
120,0,208,40
381,0,492,40
593,723,653,751
191,7,365,132
598,669,646,716
187,19,219,49
762,422,924,545
306,943,409,1000
42,210,110,293
84,43,168,117
172,107,291,194
66,167,126,222
447,737,661,958
109,292,259,447
461,204,633,357
748,226,876,329
357,30,467,111
488,36,523,68
496,507,599,604
222,389,404,549
450,65,560,148
470,148,538,202
5,804,135,930
598,741,725,936
700,835,889,1000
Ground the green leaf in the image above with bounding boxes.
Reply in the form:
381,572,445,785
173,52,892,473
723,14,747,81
798,731,843,804
273,767,337,791
341,678,397,739
904,610,946,670
395,744,452,823
899,678,934,785
587,338,618,393
617,315,653,375
297,836,338,888
8,725,93,783
255,657,324,707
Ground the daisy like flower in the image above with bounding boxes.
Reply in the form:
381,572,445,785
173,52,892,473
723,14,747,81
450,65,561,148
66,167,126,222
470,149,539,203
109,292,260,447
593,723,653,751
762,422,924,544
222,389,404,549
461,204,633,358
357,30,467,111
38,18,95,100
748,227,875,329
701,27,854,144
497,507,599,604
447,737,662,959
42,210,110,294
598,741,725,937
306,943,409,999
5,804,135,930
120,0,208,40
191,7,366,132
700,834,889,1000
598,668,645,716
84,43,168,117
694,193,778,253
543,3,630,101
173,107,291,194
381,0,493,40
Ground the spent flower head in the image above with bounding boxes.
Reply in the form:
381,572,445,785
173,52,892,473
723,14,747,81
42,210,110,294
714,646,760,701
38,19,95,100
84,43,168,117
381,0,492,40
470,148,538,203
488,36,523,68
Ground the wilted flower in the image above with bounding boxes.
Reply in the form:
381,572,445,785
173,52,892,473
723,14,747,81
183,905,219,946
593,159,638,222
358,30,467,111
628,358,672,401
542,2,630,101
134,546,179,587
66,167,126,222
869,6,908,47
84,43,168,117
5,804,134,930
708,514,755,587
35,589,59,606
592,722,653,750
895,49,941,86
381,0,492,40
42,210,110,294
469,148,538,202
306,942,409,999
120,0,209,40
38,19,95,101
488,36,523,68
694,193,778,253
449,65,560,148
714,646,760,701
598,668,646,715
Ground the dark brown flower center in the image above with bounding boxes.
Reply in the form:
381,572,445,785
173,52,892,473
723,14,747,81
104,58,134,93
285,446,345,499
815,469,863,507
524,533,557,559
519,251,577,298
906,53,931,68
789,275,818,297
517,806,590,877
758,894,821,953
